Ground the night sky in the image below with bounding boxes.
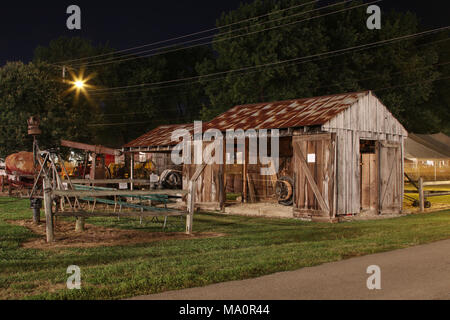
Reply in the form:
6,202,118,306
1,0,448,66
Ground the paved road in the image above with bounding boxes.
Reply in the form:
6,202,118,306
132,239,450,300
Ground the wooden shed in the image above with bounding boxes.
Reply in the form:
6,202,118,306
183,91,408,220
123,124,193,176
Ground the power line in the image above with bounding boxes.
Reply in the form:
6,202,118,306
88,76,450,127
88,60,450,124
54,0,321,65
69,0,353,68
94,39,450,103
0,72,446,130
75,75,450,127
375,75,450,92
88,26,449,95
73,0,378,68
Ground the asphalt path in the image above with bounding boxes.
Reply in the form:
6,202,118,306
132,239,450,300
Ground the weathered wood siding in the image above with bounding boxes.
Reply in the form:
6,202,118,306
293,133,336,218
321,91,407,215
361,152,378,212
223,137,293,202
379,141,403,214
182,142,225,207
150,152,181,175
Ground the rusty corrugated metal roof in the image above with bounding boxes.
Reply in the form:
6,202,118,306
125,91,369,148
124,124,193,148
205,91,369,131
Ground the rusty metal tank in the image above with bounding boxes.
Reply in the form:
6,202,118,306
5,152,35,177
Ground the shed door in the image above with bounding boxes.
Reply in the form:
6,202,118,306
378,141,402,214
182,141,225,209
293,133,336,218
360,140,379,213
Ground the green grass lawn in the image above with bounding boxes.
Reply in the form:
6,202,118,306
0,197,449,300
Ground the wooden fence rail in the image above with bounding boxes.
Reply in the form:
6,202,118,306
64,179,152,185
43,183,190,243
418,178,450,212
53,189,187,197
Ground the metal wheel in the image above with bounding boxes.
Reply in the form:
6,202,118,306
276,176,294,206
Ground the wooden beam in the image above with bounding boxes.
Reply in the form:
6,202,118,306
294,142,330,215
423,180,450,187
186,181,195,234
419,177,425,212
53,189,187,197
425,191,450,197
243,138,248,203
90,152,97,180
185,142,217,234
55,211,187,218
66,179,152,185
43,178,54,243
247,173,256,203
130,154,135,191
61,140,120,156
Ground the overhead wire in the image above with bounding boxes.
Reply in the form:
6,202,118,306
88,26,449,95
54,0,322,65
68,0,354,67
94,39,450,103
80,62,450,126
71,0,379,68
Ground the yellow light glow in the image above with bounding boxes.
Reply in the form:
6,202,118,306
74,80,85,89
64,68,97,104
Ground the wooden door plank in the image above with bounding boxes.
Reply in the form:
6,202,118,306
294,142,330,214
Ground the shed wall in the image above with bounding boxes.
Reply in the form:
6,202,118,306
322,92,406,215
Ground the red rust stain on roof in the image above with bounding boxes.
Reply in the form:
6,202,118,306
124,124,193,148
125,91,368,148
204,91,367,131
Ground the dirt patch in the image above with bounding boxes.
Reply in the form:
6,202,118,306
7,219,225,250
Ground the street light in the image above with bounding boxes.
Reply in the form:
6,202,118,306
64,68,96,101
74,80,85,89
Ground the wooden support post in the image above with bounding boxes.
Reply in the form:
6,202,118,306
75,217,85,232
90,153,97,180
419,177,425,212
185,143,214,235
31,198,41,225
247,173,256,203
43,178,54,243
186,180,195,234
32,208,40,225
130,153,135,191
243,138,248,203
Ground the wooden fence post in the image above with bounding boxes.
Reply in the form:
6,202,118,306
186,180,195,234
419,177,425,213
75,217,86,232
43,178,54,243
